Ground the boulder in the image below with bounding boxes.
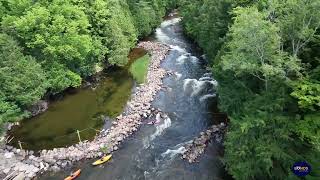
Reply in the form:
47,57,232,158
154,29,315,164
3,168,11,174
39,162,45,170
4,152,14,159
13,172,26,180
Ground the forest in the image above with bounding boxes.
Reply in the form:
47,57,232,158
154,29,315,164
0,0,176,129
1,0,320,179
179,0,320,179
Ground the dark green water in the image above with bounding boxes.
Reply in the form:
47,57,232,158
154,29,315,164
8,48,147,151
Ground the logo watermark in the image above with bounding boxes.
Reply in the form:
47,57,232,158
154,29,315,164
292,161,312,177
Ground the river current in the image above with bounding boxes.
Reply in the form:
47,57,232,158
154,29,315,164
40,16,230,180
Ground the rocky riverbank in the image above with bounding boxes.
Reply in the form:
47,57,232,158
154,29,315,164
182,123,226,163
0,41,170,180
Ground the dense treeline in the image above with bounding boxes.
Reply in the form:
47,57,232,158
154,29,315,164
180,0,320,179
0,0,176,129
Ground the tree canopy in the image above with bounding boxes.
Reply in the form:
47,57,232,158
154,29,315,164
0,0,176,129
179,0,320,179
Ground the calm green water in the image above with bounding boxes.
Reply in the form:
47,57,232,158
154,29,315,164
8,48,147,151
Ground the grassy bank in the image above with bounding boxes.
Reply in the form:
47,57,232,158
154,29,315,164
129,55,150,84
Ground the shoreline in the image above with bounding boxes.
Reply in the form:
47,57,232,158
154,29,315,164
0,41,170,180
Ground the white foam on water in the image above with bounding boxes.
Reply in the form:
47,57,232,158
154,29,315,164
170,45,187,53
183,79,197,92
201,54,207,60
176,55,188,65
155,28,170,42
184,52,191,56
190,81,208,97
209,80,218,87
183,78,218,97
150,117,172,141
174,72,182,80
203,72,213,77
144,171,150,178
161,146,186,159
190,56,199,64
199,94,217,102
161,18,182,28
143,138,151,149
172,140,193,149
199,77,213,81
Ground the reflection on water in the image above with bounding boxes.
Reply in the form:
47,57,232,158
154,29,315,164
8,49,146,151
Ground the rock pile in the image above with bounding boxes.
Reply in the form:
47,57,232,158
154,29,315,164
28,100,49,117
0,41,170,180
182,123,226,163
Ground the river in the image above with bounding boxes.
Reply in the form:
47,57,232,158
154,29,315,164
39,16,231,180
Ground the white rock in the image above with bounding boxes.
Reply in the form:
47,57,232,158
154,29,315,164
39,162,45,169
13,172,26,180
3,168,11,174
27,172,35,178
32,167,39,173
156,113,161,122
4,152,14,159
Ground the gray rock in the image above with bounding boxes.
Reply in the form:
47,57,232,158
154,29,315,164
4,152,14,159
44,158,56,164
3,168,10,174
143,113,148,118
6,145,13,151
28,100,48,117
13,172,26,180
156,113,161,122
61,162,67,168
51,165,60,172
27,172,35,178
116,136,123,142
32,167,40,173
24,159,32,165
39,162,45,170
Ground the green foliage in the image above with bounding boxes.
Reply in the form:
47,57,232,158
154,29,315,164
127,0,176,37
179,0,233,62
224,115,298,180
179,0,320,179
128,0,157,37
129,54,150,83
0,33,46,125
217,7,302,179
0,0,174,129
291,80,320,111
2,1,95,75
0,97,28,126
274,0,320,57
45,62,82,94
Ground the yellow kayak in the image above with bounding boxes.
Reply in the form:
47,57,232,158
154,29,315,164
92,154,112,166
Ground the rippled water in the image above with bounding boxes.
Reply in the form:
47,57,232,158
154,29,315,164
39,16,231,180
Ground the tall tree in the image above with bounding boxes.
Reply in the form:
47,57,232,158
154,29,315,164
0,33,46,122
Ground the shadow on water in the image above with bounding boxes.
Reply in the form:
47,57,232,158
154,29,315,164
7,48,147,151
39,15,233,180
